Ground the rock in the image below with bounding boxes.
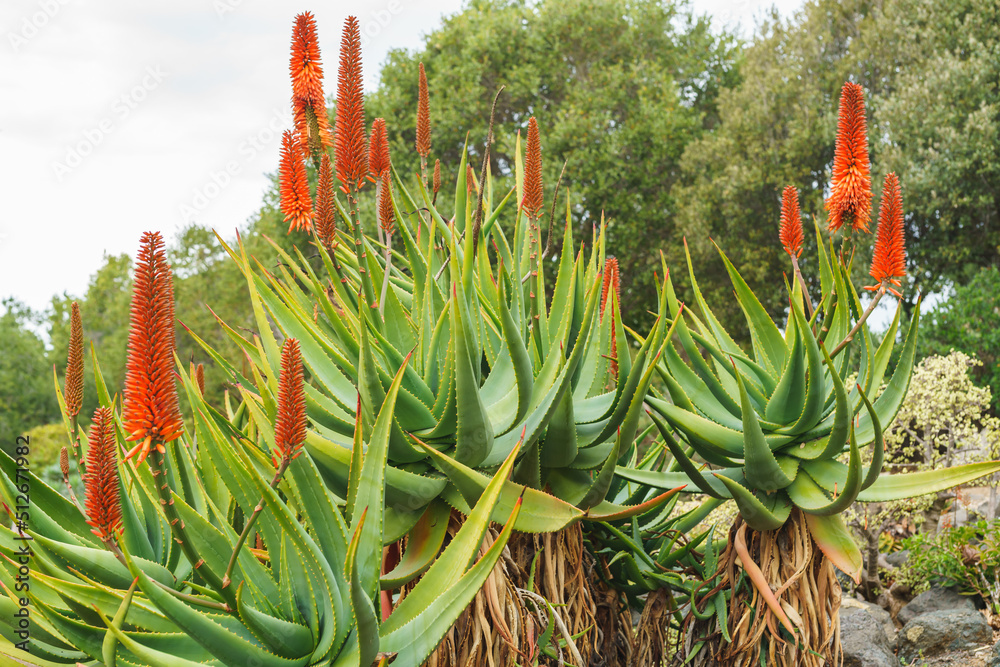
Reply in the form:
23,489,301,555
990,639,1000,667
896,608,992,662
841,597,897,643
841,608,897,667
885,550,909,568
897,586,975,626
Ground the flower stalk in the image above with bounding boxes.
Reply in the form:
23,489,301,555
223,338,305,589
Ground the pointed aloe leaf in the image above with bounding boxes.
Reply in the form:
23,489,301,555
381,437,520,635
803,512,862,583
100,576,137,667
451,286,495,466
31,533,175,590
714,475,790,531
541,389,578,468
351,353,410,601
780,293,826,435
647,411,721,497
236,584,314,660
497,266,534,427
346,396,364,524
585,486,685,522
858,385,884,491
765,313,805,424
379,498,522,667
814,219,833,299
857,461,1000,502
715,243,786,374
575,435,621,510
648,397,791,460
795,423,860,516
416,437,583,533
381,500,450,589
684,238,744,360
345,509,379,667
855,296,922,445
739,365,794,490
815,341,851,459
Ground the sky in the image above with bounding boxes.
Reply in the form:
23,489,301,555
1,0,803,316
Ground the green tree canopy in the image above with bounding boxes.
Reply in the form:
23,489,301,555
367,0,740,328
674,0,1000,327
0,299,59,447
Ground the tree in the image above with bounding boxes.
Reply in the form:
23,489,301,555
367,0,740,329
0,299,59,448
674,0,1000,328
918,267,1000,410
872,0,1000,296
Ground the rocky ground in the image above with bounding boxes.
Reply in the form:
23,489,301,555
841,586,1000,666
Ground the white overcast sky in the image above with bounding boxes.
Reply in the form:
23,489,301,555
1,0,802,315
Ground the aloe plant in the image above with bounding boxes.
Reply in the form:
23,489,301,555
615,83,1000,666
0,232,528,667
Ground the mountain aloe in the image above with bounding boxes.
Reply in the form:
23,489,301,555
178,12,690,663
0,231,522,667
615,82,1000,666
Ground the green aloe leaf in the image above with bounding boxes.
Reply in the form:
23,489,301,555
715,243,787,374
378,497,522,667
857,461,1000,502
739,366,794,491
714,475,790,531
418,436,583,532
857,385,884,491
803,512,862,583
350,353,410,601
647,411,721,497
345,509,379,667
380,437,519,636
381,501,451,589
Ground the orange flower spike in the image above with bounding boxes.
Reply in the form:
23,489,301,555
600,257,620,319
826,82,872,233
86,407,123,542
378,170,395,237
416,62,431,158
867,172,907,298
60,446,70,478
315,153,337,248
195,363,205,397
779,186,804,257
290,13,332,155
64,301,84,418
334,16,368,190
467,164,476,196
522,117,544,219
290,12,324,104
369,118,391,178
273,338,307,467
279,130,314,233
601,258,621,379
123,232,183,466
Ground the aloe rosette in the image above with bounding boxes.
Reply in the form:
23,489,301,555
0,339,524,666
208,130,683,542
614,228,1000,663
